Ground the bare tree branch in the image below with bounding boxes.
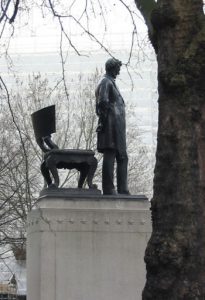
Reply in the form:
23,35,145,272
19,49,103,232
59,30,70,103
9,0,20,23
0,0,12,23
118,0,137,65
47,0,115,58
0,76,31,203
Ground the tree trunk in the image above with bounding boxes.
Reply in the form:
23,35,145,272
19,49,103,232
136,0,205,299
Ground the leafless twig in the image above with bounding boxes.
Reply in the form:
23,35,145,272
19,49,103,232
0,76,31,203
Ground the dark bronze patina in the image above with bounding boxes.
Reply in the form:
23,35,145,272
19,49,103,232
96,58,130,195
31,105,97,189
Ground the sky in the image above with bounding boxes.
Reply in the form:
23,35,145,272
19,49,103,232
1,0,148,55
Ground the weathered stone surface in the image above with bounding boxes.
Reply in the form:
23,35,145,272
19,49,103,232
27,195,151,300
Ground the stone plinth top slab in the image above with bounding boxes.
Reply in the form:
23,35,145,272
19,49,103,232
37,188,149,211
39,187,148,200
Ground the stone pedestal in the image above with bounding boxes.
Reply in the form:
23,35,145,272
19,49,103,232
27,190,152,300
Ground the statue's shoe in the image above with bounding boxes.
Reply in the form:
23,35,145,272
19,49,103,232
103,189,117,195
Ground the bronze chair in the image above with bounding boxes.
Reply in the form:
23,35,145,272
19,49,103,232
31,105,97,189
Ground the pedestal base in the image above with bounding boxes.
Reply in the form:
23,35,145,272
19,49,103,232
27,192,151,300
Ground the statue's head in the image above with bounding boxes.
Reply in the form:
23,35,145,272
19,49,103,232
105,58,122,78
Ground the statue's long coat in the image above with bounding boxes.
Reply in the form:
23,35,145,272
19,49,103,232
95,74,127,157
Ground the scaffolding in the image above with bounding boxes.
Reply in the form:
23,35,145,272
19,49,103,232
0,283,17,300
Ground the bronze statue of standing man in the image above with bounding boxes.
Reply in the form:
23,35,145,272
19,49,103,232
95,58,130,195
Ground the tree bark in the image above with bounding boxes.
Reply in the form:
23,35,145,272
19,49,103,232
135,0,205,299
134,0,156,36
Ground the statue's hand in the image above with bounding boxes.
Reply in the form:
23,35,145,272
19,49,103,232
96,122,104,133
